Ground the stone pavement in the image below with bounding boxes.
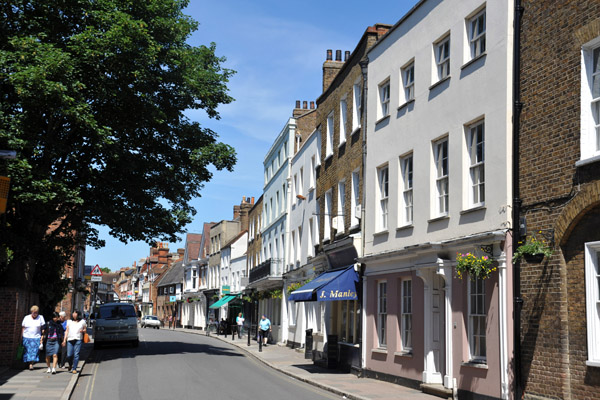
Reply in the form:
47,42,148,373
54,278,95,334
0,341,92,400
174,327,437,400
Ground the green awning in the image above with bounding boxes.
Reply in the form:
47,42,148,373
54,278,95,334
209,295,236,309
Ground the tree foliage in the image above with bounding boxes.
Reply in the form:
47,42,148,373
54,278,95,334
0,0,236,303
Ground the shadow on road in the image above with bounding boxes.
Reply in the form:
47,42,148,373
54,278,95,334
94,341,244,358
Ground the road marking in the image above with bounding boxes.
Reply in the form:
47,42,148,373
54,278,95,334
83,355,101,400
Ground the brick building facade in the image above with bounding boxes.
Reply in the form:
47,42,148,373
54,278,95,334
518,1,600,398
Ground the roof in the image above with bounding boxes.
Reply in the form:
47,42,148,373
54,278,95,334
156,261,184,287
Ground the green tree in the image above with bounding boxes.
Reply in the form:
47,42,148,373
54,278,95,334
0,0,236,308
100,267,111,274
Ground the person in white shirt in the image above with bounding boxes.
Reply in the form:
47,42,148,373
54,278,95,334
21,305,45,370
236,313,245,339
62,311,86,374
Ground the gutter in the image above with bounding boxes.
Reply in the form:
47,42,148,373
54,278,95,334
512,1,524,399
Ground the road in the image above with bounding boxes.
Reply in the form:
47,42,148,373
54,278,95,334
72,327,339,400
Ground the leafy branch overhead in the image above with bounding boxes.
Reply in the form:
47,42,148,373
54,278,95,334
0,0,236,304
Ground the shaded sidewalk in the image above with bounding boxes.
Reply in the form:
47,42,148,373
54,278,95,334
173,327,437,400
0,341,92,400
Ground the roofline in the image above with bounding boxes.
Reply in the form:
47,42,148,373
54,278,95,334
366,0,428,56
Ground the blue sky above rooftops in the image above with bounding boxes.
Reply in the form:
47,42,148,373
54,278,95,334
86,0,419,271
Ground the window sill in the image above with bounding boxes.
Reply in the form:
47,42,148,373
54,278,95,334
351,127,361,136
575,154,600,167
397,99,415,111
396,224,413,231
372,348,388,355
461,52,487,70
461,361,488,369
325,153,334,161
338,140,347,148
339,342,360,348
308,187,315,193
375,115,390,126
429,75,451,91
349,223,360,231
373,230,389,237
428,214,449,223
460,205,486,215
586,360,600,368
394,351,413,358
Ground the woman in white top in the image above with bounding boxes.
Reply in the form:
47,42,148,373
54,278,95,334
63,310,86,374
21,305,45,370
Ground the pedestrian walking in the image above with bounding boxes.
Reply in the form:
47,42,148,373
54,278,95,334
172,310,177,330
258,315,271,347
168,315,172,329
236,313,244,339
44,312,64,374
21,305,45,370
63,311,86,374
58,311,68,368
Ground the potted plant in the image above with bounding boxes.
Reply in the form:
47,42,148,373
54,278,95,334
513,233,553,263
455,252,496,279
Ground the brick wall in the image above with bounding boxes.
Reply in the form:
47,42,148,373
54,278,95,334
0,288,39,367
519,1,600,398
316,25,389,244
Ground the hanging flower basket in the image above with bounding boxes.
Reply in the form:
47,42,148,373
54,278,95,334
513,233,553,264
455,252,496,280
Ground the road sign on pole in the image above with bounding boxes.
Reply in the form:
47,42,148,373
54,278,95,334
91,264,102,281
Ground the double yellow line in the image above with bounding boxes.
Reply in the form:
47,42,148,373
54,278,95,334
82,355,101,400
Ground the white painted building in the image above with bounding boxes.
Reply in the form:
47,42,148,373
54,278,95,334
283,127,322,347
361,1,514,398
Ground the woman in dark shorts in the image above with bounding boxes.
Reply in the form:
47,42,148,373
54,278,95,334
44,312,64,374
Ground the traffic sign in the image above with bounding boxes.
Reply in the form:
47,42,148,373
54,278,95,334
91,264,103,276
91,275,102,282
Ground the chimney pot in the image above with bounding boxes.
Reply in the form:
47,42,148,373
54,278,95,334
336,50,342,61
295,100,300,108
251,196,255,204
303,101,308,109
345,51,350,61
310,101,315,109
326,49,332,61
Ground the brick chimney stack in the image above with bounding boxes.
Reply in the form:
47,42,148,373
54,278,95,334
239,196,253,231
293,99,314,118
323,49,345,92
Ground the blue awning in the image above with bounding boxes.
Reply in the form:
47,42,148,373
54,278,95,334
288,266,358,302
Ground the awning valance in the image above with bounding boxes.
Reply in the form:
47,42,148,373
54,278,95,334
209,295,236,309
288,265,358,302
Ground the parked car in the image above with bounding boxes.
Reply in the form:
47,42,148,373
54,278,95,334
140,315,161,329
93,302,139,349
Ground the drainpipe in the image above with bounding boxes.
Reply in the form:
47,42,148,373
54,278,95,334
512,1,524,399
359,57,369,373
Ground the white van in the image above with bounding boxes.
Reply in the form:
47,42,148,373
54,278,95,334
93,303,139,348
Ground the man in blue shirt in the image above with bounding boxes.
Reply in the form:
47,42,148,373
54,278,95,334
258,315,271,347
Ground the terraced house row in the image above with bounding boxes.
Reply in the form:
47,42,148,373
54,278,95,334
130,1,600,399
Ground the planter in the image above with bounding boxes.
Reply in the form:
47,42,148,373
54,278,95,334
523,253,545,263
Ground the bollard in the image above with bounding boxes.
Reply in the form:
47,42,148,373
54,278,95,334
232,326,235,341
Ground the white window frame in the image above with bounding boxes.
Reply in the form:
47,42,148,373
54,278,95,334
468,9,486,59
326,114,334,158
308,217,314,257
467,120,485,207
337,180,346,233
401,279,412,352
469,276,486,363
400,154,413,226
402,62,415,103
379,80,390,119
435,35,450,81
352,82,362,131
581,38,600,161
351,169,360,228
585,241,600,366
339,98,348,146
299,167,304,198
309,155,316,191
433,138,449,216
324,190,332,241
378,165,389,231
377,281,387,348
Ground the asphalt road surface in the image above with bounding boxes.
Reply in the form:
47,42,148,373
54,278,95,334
72,328,339,400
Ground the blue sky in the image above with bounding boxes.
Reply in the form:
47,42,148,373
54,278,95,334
85,0,419,271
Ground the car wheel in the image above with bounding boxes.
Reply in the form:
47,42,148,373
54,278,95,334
132,339,139,348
